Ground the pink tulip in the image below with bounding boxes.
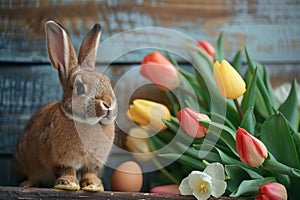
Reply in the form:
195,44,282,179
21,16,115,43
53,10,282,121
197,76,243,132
236,127,268,167
256,182,288,200
177,108,211,138
197,40,215,61
150,185,180,194
141,51,180,91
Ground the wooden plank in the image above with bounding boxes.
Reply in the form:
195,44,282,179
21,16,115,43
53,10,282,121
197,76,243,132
0,0,299,63
0,186,252,200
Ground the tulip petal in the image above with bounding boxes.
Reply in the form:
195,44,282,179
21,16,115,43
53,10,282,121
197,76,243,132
177,108,210,138
211,179,227,198
179,177,193,195
204,163,225,181
236,127,268,167
141,51,180,91
193,189,211,200
150,185,180,194
214,60,246,99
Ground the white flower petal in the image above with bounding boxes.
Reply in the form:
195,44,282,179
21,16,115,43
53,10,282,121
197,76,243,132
211,179,227,198
179,177,193,195
193,188,211,200
204,163,225,181
188,172,212,190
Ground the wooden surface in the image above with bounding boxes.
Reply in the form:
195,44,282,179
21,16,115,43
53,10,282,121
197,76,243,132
0,186,253,200
0,0,299,63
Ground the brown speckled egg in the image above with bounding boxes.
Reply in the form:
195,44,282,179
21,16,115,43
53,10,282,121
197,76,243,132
110,161,143,192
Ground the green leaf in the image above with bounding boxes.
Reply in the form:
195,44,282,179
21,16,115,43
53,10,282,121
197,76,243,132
158,153,205,170
184,42,214,68
293,133,300,159
177,142,222,163
241,67,258,112
149,135,177,154
216,32,224,62
200,120,238,156
230,177,276,197
254,85,270,119
263,154,300,178
245,47,274,116
163,118,179,133
240,107,256,135
260,112,300,169
225,165,263,193
164,50,180,67
231,50,243,73
278,79,299,130
260,63,278,108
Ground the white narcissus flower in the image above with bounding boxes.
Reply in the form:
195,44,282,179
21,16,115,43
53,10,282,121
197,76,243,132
179,163,227,200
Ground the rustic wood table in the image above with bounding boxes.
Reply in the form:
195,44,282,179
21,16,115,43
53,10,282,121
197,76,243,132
0,186,253,200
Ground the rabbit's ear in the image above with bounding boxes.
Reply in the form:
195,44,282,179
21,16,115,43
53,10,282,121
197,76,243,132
45,21,77,81
78,24,101,69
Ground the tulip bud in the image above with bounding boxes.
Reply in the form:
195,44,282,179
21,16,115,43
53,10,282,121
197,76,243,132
125,127,153,163
256,182,288,200
236,127,268,167
150,185,180,194
141,51,180,91
197,40,215,61
214,59,246,99
127,99,171,132
177,108,211,138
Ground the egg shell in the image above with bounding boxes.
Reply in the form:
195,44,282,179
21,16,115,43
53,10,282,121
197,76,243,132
110,161,143,192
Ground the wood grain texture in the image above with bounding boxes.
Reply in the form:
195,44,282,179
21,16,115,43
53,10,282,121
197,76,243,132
0,0,299,63
0,186,252,200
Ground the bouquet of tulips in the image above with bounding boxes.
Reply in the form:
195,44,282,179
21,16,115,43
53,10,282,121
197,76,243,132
125,34,300,200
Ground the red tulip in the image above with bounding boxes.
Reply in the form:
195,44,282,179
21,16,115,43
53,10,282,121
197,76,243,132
177,108,211,138
236,127,268,167
150,185,180,194
197,40,215,61
256,182,288,200
141,51,180,91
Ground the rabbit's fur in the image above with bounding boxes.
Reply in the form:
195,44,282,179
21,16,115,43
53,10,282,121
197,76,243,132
13,21,117,192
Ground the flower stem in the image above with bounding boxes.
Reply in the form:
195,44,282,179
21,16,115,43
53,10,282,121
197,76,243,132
164,91,178,116
234,99,244,118
152,157,179,184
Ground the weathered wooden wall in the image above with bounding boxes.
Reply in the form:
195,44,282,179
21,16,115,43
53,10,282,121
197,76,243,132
0,0,299,63
0,0,300,191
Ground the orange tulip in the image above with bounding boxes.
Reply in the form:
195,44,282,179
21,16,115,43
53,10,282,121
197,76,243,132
256,182,288,200
236,127,268,167
197,40,215,61
177,108,211,138
141,51,180,91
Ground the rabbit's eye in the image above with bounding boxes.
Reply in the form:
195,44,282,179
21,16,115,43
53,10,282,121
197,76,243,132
75,83,85,95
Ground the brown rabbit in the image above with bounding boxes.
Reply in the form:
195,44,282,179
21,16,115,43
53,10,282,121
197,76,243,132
13,20,117,192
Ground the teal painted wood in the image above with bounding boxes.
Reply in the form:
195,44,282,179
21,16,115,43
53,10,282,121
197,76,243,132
0,0,299,63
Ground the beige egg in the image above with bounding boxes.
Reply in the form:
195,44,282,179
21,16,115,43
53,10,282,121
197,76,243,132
110,161,143,192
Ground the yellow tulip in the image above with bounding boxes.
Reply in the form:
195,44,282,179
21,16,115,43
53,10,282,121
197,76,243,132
125,127,153,163
213,59,246,99
127,99,171,132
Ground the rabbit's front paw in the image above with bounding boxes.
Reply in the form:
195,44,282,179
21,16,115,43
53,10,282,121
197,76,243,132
54,175,80,191
80,174,104,192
